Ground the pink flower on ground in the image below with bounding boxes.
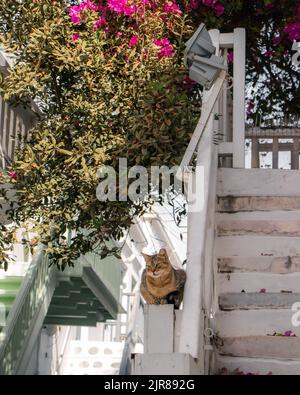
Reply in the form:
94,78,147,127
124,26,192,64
259,288,267,293
284,330,293,337
8,171,17,179
228,50,234,63
72,33,80,41
129,35,139,47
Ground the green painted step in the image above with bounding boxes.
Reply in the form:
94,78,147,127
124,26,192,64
0,276,23,330
0,297,15,314
0,277,23,291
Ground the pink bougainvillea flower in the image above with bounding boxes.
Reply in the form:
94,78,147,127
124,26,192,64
72,33,80,41
272,35,281,46
214,3,224,16
163,1,182,15
8,171,17,179
202,0,218,6
202,0,224,16
265,3,274,10
142,49,149,60
153,39,162,46
93,17,107,29
228,50,234,63
159,45,174,58
184,0,200,11
129,34,139,47
246,101,255,115
69,1,103,25
108,0,126,14
154,39,170,47
107,0,137,15
153,39,174,58
284,22,300,41
182,75,197,91
284,330,293,337
259,288,267,293
69,5,82,24
117,32,123,38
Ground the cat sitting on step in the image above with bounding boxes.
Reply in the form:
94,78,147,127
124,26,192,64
140,248,186,309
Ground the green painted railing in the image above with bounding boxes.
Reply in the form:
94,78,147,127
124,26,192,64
0,246,54,375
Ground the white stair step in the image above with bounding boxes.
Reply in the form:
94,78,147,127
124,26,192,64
215,310,300,337
217,211,300,236
218,211,300,221
216,355,300,375
219,293,300,310
217,236,300,257
218,272,300,293
218,257,300,274
218,169,300,197
218,221,300,237
218,196,300,213
218,336,300,360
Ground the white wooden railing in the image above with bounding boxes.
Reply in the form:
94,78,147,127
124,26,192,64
246,127,300,170
178,28,246,374
0,246,56,375
0,95,36,169
0,49,36,169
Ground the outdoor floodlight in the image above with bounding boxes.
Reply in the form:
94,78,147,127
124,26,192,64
184,23,227,89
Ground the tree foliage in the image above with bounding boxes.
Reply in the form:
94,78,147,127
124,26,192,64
0,0,299,269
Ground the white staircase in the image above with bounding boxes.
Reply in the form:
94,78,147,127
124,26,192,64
214,168,300,375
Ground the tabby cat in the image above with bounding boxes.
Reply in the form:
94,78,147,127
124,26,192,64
140,248,186,309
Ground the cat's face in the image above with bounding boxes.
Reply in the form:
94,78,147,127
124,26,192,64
143,248,171,278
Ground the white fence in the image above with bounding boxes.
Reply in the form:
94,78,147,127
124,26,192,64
0,95,35,169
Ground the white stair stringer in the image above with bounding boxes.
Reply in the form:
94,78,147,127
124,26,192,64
214,169,300,376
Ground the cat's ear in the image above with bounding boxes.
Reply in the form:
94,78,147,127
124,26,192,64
158,248,167,257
